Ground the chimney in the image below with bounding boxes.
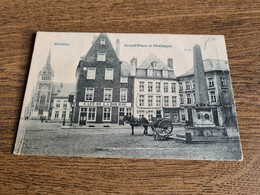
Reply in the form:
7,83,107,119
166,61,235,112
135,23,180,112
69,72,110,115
116,39,120,56
130,57,137,76
168,58,173,69
92,36,98,45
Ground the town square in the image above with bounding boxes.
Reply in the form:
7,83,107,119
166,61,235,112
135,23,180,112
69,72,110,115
14,32,242,160
17,120,241,160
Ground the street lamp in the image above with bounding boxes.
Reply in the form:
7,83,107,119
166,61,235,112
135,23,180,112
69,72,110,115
63,113,65,126
68,94,74,126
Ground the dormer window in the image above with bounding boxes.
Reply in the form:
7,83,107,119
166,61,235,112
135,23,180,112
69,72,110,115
147,69,153,77
151,61,158,68
163,69,168,78
100,39,105,45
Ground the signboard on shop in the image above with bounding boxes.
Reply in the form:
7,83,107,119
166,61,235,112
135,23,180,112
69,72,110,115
79,102,132,107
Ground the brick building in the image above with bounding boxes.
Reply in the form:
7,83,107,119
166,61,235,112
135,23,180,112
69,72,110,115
73,34,134,125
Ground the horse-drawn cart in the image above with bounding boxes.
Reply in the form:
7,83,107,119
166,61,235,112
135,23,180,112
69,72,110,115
123,116,173,140
150,118,173,140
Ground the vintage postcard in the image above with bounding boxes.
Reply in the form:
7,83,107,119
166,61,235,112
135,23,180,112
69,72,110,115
14,32,243,160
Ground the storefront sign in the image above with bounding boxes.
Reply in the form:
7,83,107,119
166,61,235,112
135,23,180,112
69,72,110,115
79,102,131,107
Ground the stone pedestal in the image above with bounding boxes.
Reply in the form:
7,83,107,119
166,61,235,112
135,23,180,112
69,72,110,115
186,106,227,137
194,107,215,128
188,126,227,137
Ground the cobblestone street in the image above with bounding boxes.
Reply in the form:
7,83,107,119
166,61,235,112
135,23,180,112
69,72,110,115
18,120,242,160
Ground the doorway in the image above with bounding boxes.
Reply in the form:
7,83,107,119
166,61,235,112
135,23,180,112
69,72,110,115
79,112,87,125
187,108,193,125
212,109,219,126
118,108,125,125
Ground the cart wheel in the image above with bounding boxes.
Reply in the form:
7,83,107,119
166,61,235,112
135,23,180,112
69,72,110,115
158,120,173,134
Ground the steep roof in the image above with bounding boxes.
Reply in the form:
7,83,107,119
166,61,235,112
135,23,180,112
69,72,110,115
138,53,172,70
52,83,75,98
82,33,120,62
177,59,229,77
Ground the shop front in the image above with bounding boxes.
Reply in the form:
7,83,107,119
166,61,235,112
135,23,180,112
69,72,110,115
78,102,132,125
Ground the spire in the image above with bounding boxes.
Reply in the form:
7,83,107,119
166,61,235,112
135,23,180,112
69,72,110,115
39,49,54,77
46,49,51,67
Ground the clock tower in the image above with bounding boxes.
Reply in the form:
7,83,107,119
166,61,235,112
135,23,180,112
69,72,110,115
31,49,54,119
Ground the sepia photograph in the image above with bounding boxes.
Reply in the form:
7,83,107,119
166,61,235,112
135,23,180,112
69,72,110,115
14,32,243,160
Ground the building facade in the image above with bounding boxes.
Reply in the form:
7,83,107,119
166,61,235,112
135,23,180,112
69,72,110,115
28,50,75,121
73,34,134,125
132,54,181,123
30,50,55,119
177,59,236,127
51,83,74,122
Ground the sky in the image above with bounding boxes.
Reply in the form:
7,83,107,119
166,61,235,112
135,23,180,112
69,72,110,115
21,32,229,113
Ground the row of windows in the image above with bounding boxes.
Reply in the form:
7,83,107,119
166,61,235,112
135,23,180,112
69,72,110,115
137,110,162,121
80,107,113,122
147,69,169,78
42,76,51,80
179,77,227,91
138,110,178,122
54,110,72,119
180,93,195,105
55,100,68,108
80,107,133,122
85,88,127,102
138,95,177,107
208,77,227,88
179,91,217,105
139,81,176,93
86,67,114,80
179,81,195,91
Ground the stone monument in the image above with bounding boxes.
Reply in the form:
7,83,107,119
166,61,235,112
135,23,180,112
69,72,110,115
193,44,215,128
188,44,227,137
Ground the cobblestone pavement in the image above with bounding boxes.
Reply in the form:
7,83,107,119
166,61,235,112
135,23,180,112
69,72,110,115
19,120,242,160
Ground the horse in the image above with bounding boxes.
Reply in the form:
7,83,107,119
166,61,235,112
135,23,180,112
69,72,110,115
123,115,149,135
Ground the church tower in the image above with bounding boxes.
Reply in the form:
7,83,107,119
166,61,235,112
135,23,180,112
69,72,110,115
31,49,54,119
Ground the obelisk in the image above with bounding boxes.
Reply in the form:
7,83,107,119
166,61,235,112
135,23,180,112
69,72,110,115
193,44,215,128
193,44,209,106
